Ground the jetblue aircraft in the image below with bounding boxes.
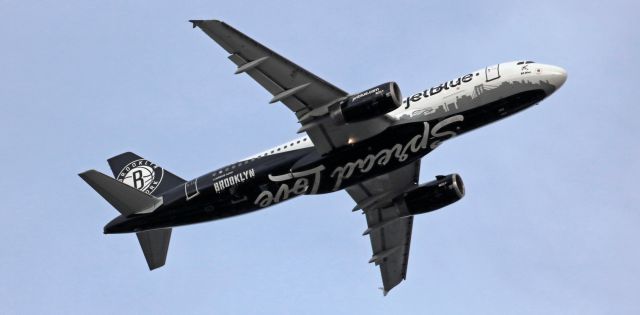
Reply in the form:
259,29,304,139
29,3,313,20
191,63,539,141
80,20,567,294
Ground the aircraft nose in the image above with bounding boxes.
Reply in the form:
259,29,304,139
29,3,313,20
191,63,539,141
547,65,567,88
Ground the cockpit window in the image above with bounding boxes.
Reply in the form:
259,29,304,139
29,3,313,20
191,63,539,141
517,61,536,65
525,61,535,64
517,61,524,65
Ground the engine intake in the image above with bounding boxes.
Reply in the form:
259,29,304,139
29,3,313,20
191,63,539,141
330,82,402,124
398,174,465,216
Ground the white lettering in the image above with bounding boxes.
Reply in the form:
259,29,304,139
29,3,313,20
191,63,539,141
352,87,380,101
255,165,325,207
213,168,256,194
429,115,464,149
254,115,463,206
330,122,430,190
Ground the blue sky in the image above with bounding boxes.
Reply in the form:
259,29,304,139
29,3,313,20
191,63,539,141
1,0,639,314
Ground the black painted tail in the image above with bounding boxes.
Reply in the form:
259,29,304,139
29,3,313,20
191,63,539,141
98,152,185,270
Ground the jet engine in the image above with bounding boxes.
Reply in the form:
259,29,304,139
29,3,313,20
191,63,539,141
397,174,465,216
329,82,402,124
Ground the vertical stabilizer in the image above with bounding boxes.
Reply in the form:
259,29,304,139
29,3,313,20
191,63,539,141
107,152,185,196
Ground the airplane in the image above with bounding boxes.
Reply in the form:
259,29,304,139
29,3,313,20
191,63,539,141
79,19,567,295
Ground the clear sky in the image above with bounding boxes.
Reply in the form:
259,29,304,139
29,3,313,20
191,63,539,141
1,0,639,314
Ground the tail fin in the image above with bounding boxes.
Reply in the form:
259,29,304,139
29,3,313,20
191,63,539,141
137,228,172,270
107,152,185,196
79,170,163,215
81,151,184,271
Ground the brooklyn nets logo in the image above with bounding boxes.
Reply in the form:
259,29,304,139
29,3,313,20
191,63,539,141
116,159,164,194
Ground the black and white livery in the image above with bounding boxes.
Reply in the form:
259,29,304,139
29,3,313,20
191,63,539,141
79,20,567,295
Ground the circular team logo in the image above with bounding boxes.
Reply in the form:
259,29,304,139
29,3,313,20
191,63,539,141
116,159,164,194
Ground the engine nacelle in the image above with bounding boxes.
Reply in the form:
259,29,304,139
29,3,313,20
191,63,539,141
329,82,402,124
397,174,465,216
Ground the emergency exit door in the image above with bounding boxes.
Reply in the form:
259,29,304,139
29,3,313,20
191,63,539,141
185,179,200,200
485,64,500,82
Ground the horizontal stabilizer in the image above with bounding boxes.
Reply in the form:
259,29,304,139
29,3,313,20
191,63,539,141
79,170,163,216
136,228,172,270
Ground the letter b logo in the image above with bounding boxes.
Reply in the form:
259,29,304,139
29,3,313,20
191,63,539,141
133,170,144,189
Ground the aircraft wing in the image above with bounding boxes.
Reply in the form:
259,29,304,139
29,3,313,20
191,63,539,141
190,20,393,154
345,160,421,295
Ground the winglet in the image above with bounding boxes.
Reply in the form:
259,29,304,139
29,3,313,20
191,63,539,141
189,20,201,28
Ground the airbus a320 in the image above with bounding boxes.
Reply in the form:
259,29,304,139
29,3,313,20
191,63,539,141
80,20,567,294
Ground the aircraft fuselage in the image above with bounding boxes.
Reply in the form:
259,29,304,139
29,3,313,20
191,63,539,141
104,61,566,233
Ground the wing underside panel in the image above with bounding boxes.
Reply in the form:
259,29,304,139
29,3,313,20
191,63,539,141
346,161,420,294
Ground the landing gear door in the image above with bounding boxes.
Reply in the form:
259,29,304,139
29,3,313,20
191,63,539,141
185,179,200,201
485,64,500,82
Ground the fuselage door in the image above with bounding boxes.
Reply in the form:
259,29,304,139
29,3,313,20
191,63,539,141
485,64,500,82
185,179,200,200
